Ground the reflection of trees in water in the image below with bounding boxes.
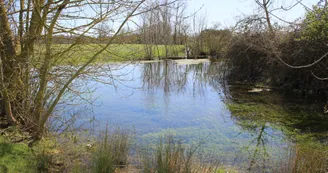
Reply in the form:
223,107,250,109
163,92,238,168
207,61,229,100
141,60,230,99
142,60,214,96
221,85,278,171
235,118,328,172
231,116,274,171
246,124,270,172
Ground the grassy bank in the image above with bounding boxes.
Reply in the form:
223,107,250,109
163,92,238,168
0,136,34,172
33,44,185,65
0,132,63,173
71,130,239,173
0,128,239,173
1,125,327,173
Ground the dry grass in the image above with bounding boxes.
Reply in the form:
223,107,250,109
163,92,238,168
273,142,328,173
90,127,133,173
141,135,219,173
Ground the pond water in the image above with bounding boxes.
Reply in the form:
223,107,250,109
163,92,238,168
60,59,327,171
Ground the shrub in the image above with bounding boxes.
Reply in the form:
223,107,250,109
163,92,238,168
225,29,328,97
225,32,272,83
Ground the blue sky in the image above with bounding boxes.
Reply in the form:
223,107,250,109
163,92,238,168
186,0,319,27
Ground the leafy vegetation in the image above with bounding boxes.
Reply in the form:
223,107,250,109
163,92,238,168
301,5,328,41
224,26,328,97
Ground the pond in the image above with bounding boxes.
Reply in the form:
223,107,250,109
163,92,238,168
60,59,328,171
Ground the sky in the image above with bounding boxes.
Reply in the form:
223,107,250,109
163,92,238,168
57,0,321,36
186,0,319,27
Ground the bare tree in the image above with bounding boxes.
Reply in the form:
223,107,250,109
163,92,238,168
255,0,273,32
0,0,180,140
140,2,157,59
188,11,208,57
139,0,188,59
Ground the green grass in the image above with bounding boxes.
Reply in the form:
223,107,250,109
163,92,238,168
0,136,34,173
34,44,185,65
0,133,66,173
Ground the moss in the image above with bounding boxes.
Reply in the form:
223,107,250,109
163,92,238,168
0,132,66,173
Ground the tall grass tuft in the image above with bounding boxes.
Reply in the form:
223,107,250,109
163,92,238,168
142,135,218,173
91,127,133,173
34,150,54,173
274,142,328,173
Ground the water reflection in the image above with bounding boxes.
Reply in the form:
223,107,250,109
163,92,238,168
246,124,270,172
142,60,211,96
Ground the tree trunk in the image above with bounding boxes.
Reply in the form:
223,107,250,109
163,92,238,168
0,0,19,125
263,1,273,32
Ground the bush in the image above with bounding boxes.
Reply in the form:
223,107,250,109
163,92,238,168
225,30,328,97
277,38,328,94
225,32,273,83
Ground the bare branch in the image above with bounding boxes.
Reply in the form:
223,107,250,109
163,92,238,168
273,50,328,69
